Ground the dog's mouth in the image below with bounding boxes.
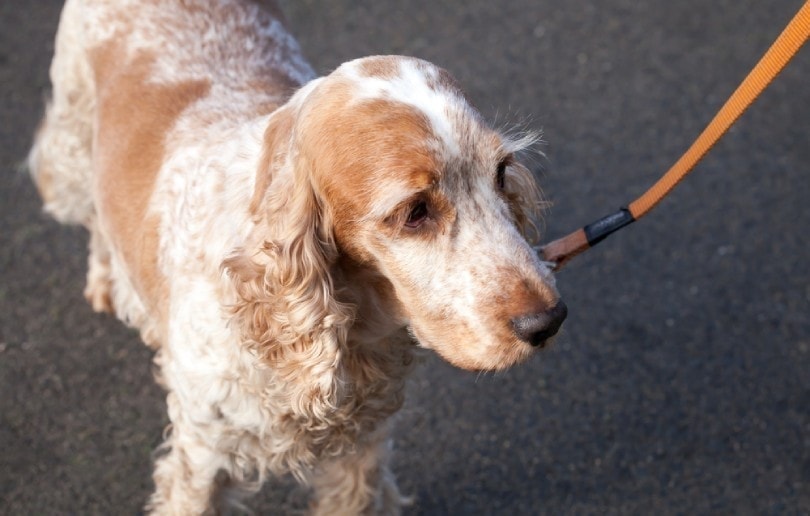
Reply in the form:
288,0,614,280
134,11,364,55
404,321,545,372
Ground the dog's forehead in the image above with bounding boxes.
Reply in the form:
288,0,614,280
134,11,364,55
336,56,475,157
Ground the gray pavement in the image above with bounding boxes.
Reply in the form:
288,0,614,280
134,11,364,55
2,0,809,513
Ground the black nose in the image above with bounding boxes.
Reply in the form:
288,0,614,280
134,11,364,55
511,301,568,347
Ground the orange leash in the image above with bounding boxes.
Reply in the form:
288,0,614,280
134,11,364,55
541,0,810,271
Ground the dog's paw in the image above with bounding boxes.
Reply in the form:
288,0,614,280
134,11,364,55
84,263,114,313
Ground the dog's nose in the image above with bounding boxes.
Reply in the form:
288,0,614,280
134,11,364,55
511,301,568,347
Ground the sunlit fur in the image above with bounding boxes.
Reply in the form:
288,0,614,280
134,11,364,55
28,0,562,513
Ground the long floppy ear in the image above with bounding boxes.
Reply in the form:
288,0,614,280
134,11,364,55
223,94,355,419
504,160,547,246
499,130,547,245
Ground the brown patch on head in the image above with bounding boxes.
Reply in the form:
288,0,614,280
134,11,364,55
90,41,210,313
295,87,445,258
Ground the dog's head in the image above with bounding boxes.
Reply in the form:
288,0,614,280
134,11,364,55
231,56,565,374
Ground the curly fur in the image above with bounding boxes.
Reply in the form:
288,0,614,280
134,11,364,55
28,0,564,513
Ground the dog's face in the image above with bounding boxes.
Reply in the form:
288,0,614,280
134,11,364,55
293,56,565,371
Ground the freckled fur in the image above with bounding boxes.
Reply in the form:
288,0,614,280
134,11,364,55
28,1,563,514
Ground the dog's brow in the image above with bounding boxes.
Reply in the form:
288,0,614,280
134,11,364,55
343,59,464,158
364,177,432,221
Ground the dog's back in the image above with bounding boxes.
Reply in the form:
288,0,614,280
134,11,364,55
28,0,315,321
29,0,313,220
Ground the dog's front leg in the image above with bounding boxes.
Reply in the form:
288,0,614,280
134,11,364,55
309,432,408,516
83,221,114,313
146,393,234,516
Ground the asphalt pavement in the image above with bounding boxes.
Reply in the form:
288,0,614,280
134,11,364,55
1,0,808,514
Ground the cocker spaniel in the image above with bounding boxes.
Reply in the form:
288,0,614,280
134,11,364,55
28,0,567,513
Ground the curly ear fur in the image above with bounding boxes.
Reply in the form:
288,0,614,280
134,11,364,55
504,156,547,246
504,161,547,246
223,100,355,421
498,130,547,245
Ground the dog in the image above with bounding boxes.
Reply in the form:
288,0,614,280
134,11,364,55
28,0,567,513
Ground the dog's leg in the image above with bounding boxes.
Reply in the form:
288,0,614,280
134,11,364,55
147,395,232,515
309,434,408,516
83,220,114,313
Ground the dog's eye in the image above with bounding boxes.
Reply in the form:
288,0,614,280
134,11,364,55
496,160,507,189
405,201,429,229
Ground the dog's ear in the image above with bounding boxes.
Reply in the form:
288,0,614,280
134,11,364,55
223,99,355,419
503,161,546,246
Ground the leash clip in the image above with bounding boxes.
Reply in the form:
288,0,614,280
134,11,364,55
583,207,635,246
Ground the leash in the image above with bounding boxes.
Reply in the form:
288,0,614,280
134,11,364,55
540,0,810,271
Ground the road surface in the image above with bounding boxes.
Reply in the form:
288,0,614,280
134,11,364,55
1,0,808,513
